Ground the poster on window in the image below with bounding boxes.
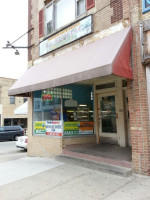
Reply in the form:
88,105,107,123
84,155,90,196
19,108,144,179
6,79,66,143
64,122,80,136
79,122,94,134
46,121,62,136
34,121,46,134
64,121,94,136
40,15,93,56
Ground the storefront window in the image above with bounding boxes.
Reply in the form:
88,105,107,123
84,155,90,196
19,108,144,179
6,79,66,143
33,89,62,136
62,84,94,136
33,89,61,122
33,84,94,137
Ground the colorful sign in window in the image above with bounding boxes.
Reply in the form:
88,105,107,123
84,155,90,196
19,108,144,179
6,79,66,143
34,120,62,137
46,121,62,136
143,0,150,13
64,121,94,136
34,121,46,134
41,93,53,101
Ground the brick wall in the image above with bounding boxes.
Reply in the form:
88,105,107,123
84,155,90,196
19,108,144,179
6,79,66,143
127,0,150,175
28,0,32,61
28,136,63,156
28,0,150,175
0,77,27,125
110,0,123,24
63,135,96,147
28,0,130,158
30,0,128,64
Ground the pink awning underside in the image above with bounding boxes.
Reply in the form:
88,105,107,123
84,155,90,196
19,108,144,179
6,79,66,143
9,27,133,96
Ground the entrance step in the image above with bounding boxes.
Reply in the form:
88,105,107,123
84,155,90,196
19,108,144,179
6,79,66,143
55,153,132,177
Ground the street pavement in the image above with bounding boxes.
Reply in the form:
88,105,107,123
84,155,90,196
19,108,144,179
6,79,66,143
0,141,150,200
0,141,26,163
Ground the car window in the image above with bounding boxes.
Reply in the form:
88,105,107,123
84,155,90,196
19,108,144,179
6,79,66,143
0,127,4,132
4,126,21,131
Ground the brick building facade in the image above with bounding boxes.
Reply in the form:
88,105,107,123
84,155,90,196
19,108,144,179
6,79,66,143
9,0,150,175
0,77,27,129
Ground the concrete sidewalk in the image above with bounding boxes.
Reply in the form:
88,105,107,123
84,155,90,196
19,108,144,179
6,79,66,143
0,157,63,186
0,156,150,200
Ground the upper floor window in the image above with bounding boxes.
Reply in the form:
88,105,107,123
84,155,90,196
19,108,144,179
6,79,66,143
46,3,53,35
45,0,77,35
55,0,76,30
77,0,86,16
10,96,15,104
40,0,94,37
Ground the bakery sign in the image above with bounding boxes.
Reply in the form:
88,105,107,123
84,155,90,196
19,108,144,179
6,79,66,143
39,15,93,56
143,0,150,13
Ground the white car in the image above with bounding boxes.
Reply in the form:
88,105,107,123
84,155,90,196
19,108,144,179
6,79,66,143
16,136,28,150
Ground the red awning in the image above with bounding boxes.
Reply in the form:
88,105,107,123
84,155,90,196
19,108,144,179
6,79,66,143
9,27,133,96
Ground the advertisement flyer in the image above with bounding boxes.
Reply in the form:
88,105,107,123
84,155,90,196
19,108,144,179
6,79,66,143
64,121,94,136
34,121,46,134
64,122,80,136
46,121,62,136
79,122,94,134
34,121,94,136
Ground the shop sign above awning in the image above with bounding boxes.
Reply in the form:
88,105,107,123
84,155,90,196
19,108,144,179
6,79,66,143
40,15,93,56
9,27,133,96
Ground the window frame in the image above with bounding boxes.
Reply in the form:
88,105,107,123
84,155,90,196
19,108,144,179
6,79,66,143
44,0,86,36
10,96,15,104
44,1,55,35
75,0,86,18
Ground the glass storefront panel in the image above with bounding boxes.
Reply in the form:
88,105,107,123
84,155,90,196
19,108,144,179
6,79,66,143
33,88,62,136
32,84,94,137
33,89,61,122
62,84,94,136
100,95,117,133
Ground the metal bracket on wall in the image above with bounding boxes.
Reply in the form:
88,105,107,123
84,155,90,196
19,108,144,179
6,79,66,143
2,28,34,55
140,19,150,64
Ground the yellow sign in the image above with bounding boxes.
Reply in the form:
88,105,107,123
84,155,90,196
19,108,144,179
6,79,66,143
64,122,80,131
34,121,46,134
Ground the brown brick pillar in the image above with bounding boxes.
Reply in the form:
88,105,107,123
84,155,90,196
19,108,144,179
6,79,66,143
127,22,150,175
28,0,32,62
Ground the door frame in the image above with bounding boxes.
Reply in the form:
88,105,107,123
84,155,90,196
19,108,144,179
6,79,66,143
98,92,118,138
94,78,128,147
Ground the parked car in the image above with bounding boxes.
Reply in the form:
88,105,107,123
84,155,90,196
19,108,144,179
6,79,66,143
0,126,24,141
16,136,28,150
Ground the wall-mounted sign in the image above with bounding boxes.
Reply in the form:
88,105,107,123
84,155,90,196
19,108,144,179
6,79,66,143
40,15,93,56
41,93,53,101
143,0,150,13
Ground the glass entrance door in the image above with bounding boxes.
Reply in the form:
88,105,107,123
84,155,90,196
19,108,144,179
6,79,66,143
98,93,117,137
